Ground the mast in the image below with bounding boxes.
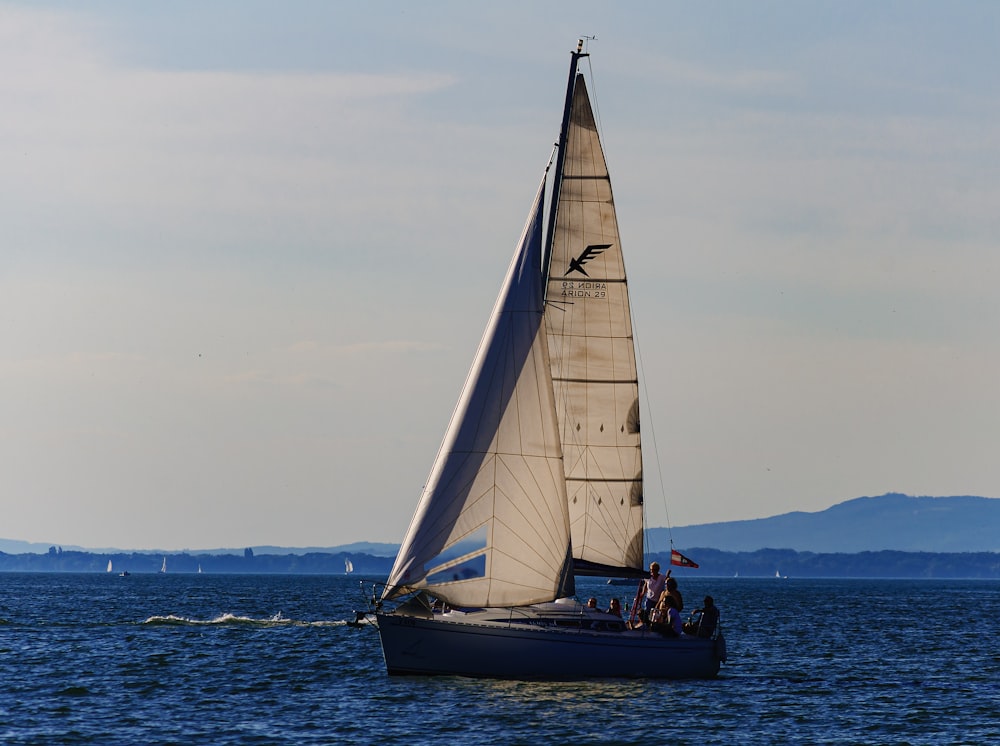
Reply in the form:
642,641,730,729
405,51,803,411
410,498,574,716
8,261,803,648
542,39,587,287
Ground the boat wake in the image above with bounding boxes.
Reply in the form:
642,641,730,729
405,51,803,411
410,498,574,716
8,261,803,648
141,612,341,628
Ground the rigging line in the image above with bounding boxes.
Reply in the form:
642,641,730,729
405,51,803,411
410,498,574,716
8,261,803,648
632,310,674,550
580,49,609,171
542,143,558,261
545,142,558,172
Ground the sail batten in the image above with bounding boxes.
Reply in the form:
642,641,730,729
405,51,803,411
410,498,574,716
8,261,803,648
567,477,641,483
553,377,638,384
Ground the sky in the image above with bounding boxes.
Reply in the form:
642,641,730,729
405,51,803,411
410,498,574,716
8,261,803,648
2,1,998,551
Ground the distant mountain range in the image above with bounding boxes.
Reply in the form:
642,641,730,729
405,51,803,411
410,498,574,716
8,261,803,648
3,493,997,557
651,493,1000,554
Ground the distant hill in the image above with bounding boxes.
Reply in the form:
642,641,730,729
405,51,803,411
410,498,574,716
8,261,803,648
5,493,997,559
652,493,1000,554
4,493,1000,577
0,539,400,557
0,539,91,554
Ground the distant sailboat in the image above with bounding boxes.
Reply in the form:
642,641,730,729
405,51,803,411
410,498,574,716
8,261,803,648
197,564,203,574
107,560,113,573
159,557,167,574
345,558,354,574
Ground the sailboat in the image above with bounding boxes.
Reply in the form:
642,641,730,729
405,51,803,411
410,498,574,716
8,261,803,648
159,557,167,574
107,560,113,573
345,558,354,574
374,42,725,679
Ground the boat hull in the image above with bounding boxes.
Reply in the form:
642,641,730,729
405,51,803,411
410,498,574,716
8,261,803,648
376,610,724,679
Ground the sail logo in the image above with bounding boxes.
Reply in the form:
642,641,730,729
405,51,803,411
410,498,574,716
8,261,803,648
559,280,607,299
565,243,611,276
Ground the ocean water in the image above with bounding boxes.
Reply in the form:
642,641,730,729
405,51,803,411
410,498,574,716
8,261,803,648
0,574,997,745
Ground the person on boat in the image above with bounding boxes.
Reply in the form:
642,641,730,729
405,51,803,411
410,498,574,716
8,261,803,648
647,595,673,636
586,597,598,609
651,594,683,637
661,575,683,612
640,562,667,624
606,598,622,618
683,596,720,638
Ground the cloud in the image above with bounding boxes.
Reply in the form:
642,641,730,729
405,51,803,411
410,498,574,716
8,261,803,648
0,7,457,264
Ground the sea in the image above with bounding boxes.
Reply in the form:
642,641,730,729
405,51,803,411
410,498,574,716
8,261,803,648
1,574,997,745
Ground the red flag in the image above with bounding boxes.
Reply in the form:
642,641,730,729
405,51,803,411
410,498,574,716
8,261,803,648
670,549,699,568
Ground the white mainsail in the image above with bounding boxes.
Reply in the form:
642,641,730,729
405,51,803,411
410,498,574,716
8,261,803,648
383,181,574,609
544,75,644,574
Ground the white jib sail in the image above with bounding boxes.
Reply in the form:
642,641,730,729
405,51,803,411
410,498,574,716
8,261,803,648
545,75,644,572
383,179,573,609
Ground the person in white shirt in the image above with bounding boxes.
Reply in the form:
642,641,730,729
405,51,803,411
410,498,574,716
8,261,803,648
641,562,667,625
